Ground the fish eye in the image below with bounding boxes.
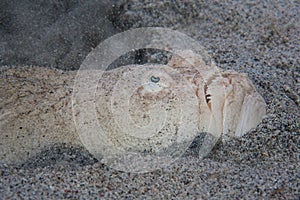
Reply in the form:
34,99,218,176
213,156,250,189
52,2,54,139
150,76,160,83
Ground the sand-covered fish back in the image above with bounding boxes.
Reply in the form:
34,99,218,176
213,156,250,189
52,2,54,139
0,66,80,164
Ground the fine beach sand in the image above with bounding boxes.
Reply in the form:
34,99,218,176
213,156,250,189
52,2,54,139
0,0,299,199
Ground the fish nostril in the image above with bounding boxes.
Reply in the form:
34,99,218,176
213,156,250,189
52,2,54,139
204,84,212,104
205,94,211,103
150,76,160,83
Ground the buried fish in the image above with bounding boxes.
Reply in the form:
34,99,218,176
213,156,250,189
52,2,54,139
74,49,267,164
0,50,266,165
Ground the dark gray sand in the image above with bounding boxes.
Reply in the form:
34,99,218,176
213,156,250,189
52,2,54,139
1,0,299,199
0,0,118,70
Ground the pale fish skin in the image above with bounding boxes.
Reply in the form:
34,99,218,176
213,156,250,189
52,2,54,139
0,50,266,164
167,50,266,138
